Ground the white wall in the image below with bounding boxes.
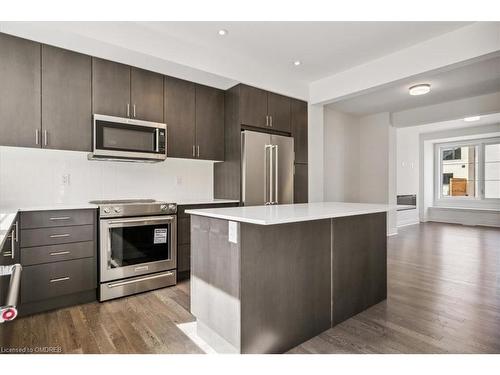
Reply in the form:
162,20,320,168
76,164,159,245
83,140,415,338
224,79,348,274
308,104,325,202
0,147,214,209
323,110,397,235
323,108,360,202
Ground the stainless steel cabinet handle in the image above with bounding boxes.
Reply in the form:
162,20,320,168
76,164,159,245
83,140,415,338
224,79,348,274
266,115,269,127
192,145,196,157
43,130,48,146
270,116,273,127
49,216,71,221
50,276,70,283
49,251,70,256
11,228,15,259
197,145,200,158
127,103,130,117
133,104,136,118
35,129,40,145
49,234,70,238
15,222,18,243
2,252,12,258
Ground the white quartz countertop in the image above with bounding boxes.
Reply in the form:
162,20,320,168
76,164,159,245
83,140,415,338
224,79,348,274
185,202,392,225
176,199,240,206
0,212,18,249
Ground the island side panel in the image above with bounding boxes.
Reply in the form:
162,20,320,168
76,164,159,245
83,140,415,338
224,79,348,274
331,212,387,326
190,215,241,352
240,219,331,354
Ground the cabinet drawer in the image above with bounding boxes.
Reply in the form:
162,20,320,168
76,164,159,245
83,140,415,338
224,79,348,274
21,257,96,303
20,225,94,248
20,209,95,229
178,217,191,245
21,241,94,266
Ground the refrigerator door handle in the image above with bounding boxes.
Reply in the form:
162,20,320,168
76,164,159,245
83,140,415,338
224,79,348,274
269,144,274,205
274,145,279,204
265,144,273,205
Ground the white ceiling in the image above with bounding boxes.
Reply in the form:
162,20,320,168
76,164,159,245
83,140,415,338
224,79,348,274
0,21,472,99
327,53,500,116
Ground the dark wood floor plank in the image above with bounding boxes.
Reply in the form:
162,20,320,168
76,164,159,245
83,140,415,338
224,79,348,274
1,222,499,354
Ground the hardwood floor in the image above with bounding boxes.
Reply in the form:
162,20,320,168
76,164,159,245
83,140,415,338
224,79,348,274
1,222,499,354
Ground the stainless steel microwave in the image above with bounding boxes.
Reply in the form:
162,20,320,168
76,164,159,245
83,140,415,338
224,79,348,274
90,114,167,161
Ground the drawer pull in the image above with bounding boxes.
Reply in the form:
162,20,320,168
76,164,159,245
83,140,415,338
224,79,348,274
49,234,70,238
49,216,71,221
50,276,70,283
49,251,71,256
2,252,12,257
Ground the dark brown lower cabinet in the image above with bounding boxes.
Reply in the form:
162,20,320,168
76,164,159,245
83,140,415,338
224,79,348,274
177,202,239,280
18,209,97,316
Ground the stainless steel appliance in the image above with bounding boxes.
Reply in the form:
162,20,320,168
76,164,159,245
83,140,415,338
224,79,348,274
241,130,294,206
0,265,22,323
90,114,167,162
91,199,177,301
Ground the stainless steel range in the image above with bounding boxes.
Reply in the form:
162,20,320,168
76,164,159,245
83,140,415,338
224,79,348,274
90,199,177,301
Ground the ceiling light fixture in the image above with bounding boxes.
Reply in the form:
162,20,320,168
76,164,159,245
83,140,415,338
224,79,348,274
293,60,301,66
464,116,481,122
218,29,228,36
408,84,431,96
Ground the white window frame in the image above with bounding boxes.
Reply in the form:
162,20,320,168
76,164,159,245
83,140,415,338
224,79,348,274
434,136,500,209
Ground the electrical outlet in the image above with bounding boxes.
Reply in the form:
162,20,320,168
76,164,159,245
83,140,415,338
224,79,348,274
175,176,182,185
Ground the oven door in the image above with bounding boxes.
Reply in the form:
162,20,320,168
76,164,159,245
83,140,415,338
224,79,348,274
100,215,176,282
93,114,166,160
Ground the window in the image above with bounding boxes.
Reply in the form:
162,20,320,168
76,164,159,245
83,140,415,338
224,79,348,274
436,137,500,206
485,143,500,199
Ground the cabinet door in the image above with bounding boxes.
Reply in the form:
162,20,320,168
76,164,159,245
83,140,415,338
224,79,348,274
92,58,130,118
239,84,268,129
291,99,308,163
268,92,291,133
195,84,224,161
130,67,164,123
164,76,196,159
41,45,92,151
294,163,308,203
0,33,41,148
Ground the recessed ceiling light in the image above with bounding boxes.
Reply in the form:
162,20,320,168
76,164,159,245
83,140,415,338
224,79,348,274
409,84,431,96
464,116,481,122
218,29,228,36
293,60,301,66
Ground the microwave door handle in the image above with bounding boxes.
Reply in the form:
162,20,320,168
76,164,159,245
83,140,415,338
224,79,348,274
155,129,160,152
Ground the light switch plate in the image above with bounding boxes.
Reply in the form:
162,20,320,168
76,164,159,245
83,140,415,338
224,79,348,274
228,221,238,244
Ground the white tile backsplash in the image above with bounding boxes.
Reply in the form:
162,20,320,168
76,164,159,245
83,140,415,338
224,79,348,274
0,146,214,208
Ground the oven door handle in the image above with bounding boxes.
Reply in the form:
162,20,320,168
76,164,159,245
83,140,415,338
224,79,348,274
105,215,176,228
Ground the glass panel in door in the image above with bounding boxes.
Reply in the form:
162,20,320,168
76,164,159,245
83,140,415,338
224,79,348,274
96,121,156,153
108,223,171,268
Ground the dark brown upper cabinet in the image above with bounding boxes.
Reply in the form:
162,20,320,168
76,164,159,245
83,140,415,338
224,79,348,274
0,33,41,148
195,84,224,161
291,99,308,164
164,76,196,159
42,45,92,152
239,85,268,129
165,76,224,161
267,92,291,132
92,58,163,122
238,84,291,132
92,58,131,118
130,67,164,123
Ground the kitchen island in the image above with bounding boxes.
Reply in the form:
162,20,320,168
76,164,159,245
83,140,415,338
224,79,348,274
186,202,391,354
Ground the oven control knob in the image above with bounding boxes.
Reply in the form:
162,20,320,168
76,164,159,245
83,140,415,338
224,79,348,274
160,204,167,211
103,207,111,214
114,207,121,213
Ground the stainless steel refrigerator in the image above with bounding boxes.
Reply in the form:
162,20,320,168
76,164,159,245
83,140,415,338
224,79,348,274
241,130,294,206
